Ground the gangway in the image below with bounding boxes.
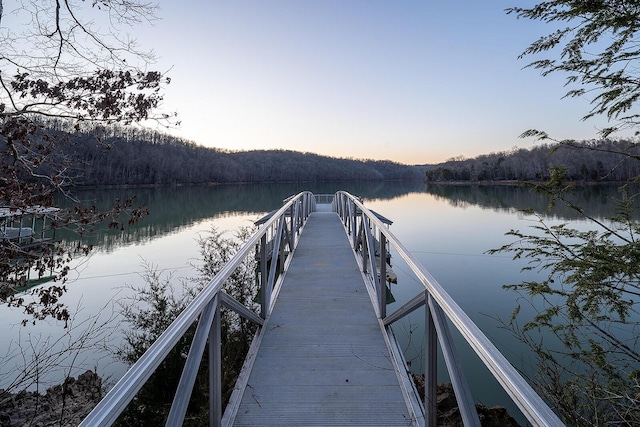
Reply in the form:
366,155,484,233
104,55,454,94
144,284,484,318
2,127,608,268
80,191,564,426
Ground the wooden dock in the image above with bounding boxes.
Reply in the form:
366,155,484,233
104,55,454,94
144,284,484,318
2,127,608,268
231,209,416,426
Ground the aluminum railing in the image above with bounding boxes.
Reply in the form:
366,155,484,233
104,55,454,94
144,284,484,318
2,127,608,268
333,191,564,427
79,191,316,427
313,193,334,205
81,190,562,426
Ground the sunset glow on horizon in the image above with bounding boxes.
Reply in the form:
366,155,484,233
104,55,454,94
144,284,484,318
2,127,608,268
134,1,620,165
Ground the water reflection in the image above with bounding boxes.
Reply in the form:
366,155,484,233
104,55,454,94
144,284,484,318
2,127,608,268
53,183,638,255
56,182,429,252
423,183,639,220
4,182,632,423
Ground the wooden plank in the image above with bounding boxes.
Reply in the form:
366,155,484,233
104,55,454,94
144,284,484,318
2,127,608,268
232,212,414,426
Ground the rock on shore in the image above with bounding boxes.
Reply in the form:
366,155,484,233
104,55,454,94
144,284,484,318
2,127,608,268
412,374,521,427
0,371,101,427
0,371,522,426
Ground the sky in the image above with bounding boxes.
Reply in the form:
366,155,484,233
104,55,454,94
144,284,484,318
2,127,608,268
131,1,617,165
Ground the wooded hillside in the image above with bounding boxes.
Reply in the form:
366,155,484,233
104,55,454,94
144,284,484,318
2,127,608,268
426,140,640,183
24,120,640,187
42,121,424,186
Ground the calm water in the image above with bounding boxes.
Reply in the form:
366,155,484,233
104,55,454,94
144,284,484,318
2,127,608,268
0,182,631,421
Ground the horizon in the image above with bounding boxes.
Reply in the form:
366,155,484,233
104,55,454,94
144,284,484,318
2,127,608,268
128,1,626,165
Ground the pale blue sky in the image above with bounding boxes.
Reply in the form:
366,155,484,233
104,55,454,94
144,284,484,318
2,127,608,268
137,1,613,164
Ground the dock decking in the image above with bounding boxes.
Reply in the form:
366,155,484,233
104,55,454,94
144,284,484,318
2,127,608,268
231,210,415,426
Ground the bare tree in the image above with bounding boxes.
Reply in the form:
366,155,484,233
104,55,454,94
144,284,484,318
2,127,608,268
0,300,120,426
0,0,174,324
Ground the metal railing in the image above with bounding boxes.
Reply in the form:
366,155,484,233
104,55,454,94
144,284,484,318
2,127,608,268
81,190,562,426
0,206,59,245
333,191,564,427
313,193,334,205
79,191,316,427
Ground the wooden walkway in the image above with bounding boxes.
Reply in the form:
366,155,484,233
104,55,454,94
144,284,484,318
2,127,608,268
232,209,415,426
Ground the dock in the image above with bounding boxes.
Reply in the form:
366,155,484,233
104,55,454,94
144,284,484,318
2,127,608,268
230,209,414,426
79,191,564,427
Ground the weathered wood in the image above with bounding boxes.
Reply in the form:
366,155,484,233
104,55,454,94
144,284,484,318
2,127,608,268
232,211,415,426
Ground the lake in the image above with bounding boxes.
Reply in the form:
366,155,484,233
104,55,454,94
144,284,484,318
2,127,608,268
0,182,630,422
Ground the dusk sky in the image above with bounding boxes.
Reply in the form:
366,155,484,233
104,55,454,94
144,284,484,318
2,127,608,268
136,1,615,165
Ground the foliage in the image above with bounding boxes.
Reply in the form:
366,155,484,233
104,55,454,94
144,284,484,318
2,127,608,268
0,1,173,324
114,265,207,426
507,1,640,137
22,119,424,186
425,139,640,183
489,168,640,424
114,227,259,425
500,3,640,423
0,300,119,405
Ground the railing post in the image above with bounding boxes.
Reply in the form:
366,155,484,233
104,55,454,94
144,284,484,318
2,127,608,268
363,216,378,282
379,233,387,318
278,221,286,271
210,299,222,427
267,215,285,298
428,296,481,427
345,197,350,228
289,204,294,238
291,198,300,249
425,294,437,426
165,295,219,426
361,218,367,274
345,196,350,229
260,234,268,319
351,200,357,248
312,192,316,214
346,196,352,231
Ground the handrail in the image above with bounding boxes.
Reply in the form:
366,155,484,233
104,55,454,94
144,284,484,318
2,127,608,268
313,193,334,204
333,191,564,427
80,191,315,427
81,189,563,426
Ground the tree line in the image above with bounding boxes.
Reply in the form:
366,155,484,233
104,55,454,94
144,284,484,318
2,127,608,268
425,139,640,183
37,119,425,186
40,118,640,189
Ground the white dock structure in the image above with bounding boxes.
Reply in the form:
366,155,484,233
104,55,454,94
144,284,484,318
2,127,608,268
80,191,564,427
229,210,415,426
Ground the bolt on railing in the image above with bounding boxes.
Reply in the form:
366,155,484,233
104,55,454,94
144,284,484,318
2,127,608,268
333,191,564,427
79,191,315,427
